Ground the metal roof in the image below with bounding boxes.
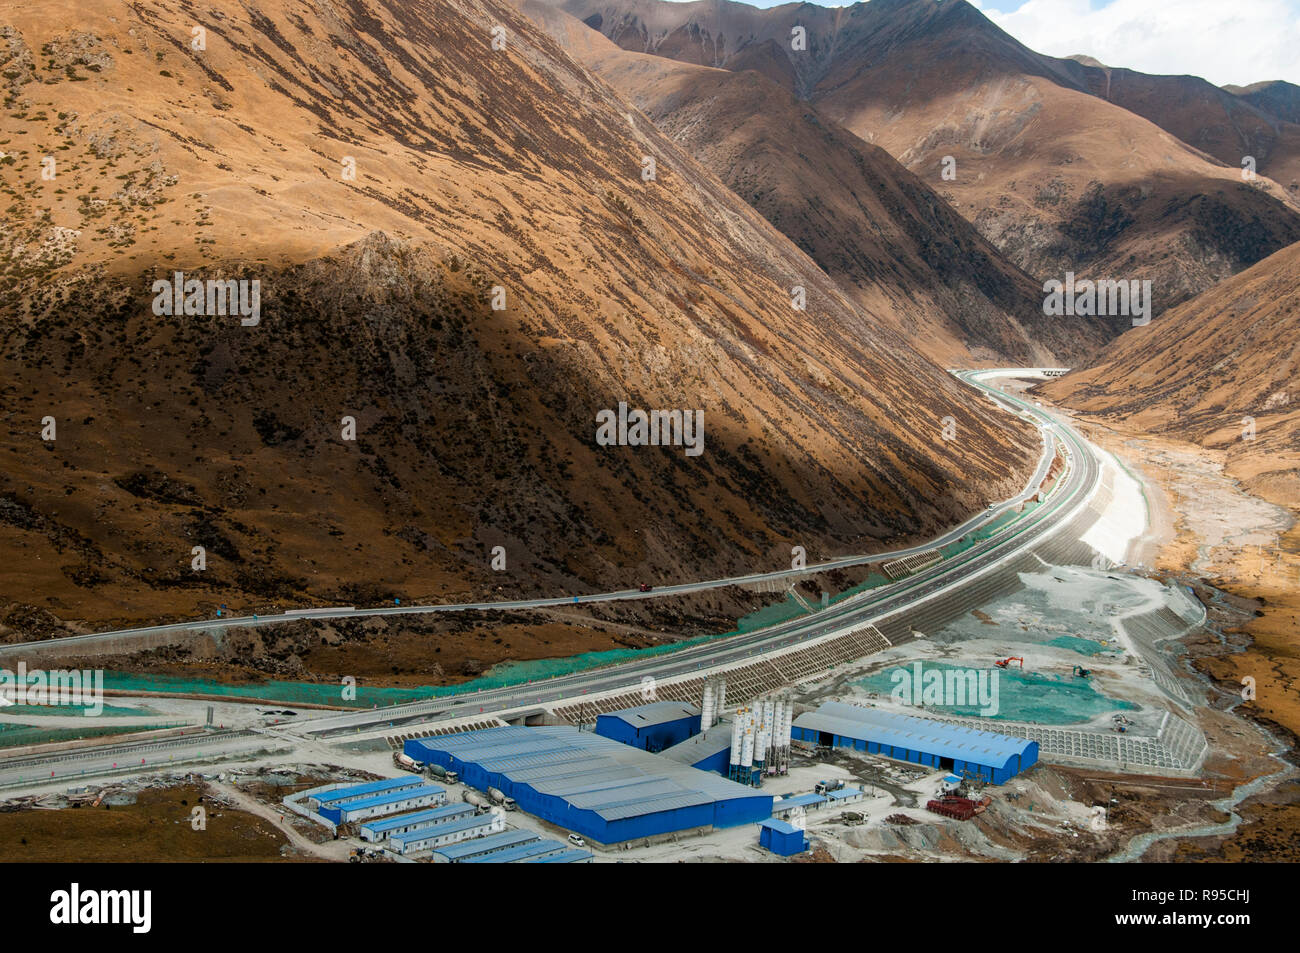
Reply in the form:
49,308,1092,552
312,776,422,805
360,803,475,834
774,793,827,810
338,784,444,814
390,814,497,846
760,818,802,835
433,830,539,860
410,726,767,823
460,840,567,864
792,702,1035,768
597,701,700,729
826,787,865,801
659,720,733,764
521,848,593,863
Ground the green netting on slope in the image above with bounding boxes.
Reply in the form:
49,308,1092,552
0,722,185,748
94,594,817,707
2,703,155,717
98,672,431,708
733,593,809,632
826,572,891,607
939,504,1037,560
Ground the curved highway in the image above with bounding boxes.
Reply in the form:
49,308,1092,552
0,369,1060,659
0,369,1107,784
299,368,1100,736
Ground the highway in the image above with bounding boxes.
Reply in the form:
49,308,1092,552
0,372,1060,661
0,369,1105,786
298,368,1099,737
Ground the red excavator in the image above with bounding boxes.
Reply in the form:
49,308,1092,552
995,657,1024,669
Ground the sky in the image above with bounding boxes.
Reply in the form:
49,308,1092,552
742,0,1300,88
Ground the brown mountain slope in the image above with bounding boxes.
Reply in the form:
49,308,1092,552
1227,81,1300,127
1036,241,1300,504
518,0,1114,365
546,0,1300,318
0,0,1037,640
1052,59,1300,200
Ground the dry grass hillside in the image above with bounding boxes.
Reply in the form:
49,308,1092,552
1036,241,1300,506
549,0,1300,317
519,0,1116,366
1054,59,1300,200
1037,241,1300,775
0,0,1037,646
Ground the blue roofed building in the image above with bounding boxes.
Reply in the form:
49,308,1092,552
308,776,425,810
389,813,504,854
771,792,828,819
359,803,478,842
595,701,701,752
460,839,570,863
759,819,807,856
323,783,445,824
826,786,866,806
431,829,540,863
791,702,1038,784
521,848,593,863
659,720,733,774
406,725,772,845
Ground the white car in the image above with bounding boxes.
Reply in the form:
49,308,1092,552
568,833,586,847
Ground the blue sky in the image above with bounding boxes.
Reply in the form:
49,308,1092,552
734,0,1300,87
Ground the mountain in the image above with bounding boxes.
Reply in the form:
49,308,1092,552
1036,240,1300,505
518,0,1114,365
546,0,1300,318
1054,60,1300,198
1226,81,1300,127
0,0,1037,641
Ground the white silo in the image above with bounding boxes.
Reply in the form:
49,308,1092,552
701,684,715,731
769,699,783,764
741,729,754,768
717,679,727,715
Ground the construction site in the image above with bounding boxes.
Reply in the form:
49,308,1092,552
0,381,1292,863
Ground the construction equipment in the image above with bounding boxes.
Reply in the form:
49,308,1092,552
1072,665,1092,678
996,657,1024,669
814,779,844,795
392,752,422,772
426,763,459,784
926,796,978,821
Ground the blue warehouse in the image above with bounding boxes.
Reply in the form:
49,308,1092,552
595,701,701,752
406,725,772,845
791,702,1038,784
660,721,734,775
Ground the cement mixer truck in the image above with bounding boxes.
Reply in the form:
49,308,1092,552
425,763,459,784
392,752,422,773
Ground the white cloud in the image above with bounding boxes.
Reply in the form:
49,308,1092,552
981,0,1300,88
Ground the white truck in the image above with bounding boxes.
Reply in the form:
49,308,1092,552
392,752,422,773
